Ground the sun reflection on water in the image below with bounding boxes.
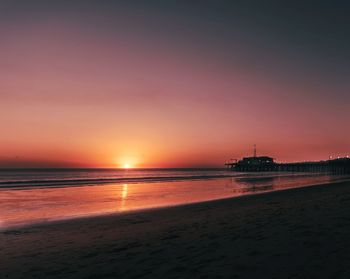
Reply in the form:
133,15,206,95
121,183,128,210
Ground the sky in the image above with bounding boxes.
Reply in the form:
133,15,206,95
1,0,349,168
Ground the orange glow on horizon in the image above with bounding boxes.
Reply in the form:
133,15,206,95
117,156,139,169
122,163,132,169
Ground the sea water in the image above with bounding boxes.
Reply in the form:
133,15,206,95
0,168,349,229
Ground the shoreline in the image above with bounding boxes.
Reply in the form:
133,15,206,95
1,177,350,232
2,180,350,278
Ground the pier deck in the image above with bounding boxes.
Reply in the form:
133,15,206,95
225,158,350,174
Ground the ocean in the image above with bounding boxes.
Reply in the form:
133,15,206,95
0,168,349,229
0,168,234,188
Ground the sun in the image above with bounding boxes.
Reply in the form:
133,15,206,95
122,163,132,169
116,156,138,169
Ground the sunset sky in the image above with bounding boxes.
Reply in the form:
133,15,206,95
1,0,349,168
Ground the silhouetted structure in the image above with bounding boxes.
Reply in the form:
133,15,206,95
225,147,350,174
239,156,274,166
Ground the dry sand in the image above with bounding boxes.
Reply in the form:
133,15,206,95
1,180,350,278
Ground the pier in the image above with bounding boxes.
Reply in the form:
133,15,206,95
225,146,350,174
225,158,350,174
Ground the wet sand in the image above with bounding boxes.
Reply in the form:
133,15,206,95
1,180,350,278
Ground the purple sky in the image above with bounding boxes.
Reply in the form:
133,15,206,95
1,0,349,168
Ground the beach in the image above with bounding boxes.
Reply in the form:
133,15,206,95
2,1,350,278
1,180,350,278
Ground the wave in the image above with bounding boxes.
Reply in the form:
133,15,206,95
0,174,238,189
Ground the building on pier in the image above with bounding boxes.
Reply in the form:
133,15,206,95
225,145,274,171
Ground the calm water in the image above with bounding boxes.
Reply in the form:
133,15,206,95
0,169,349,229
0,168,233,188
